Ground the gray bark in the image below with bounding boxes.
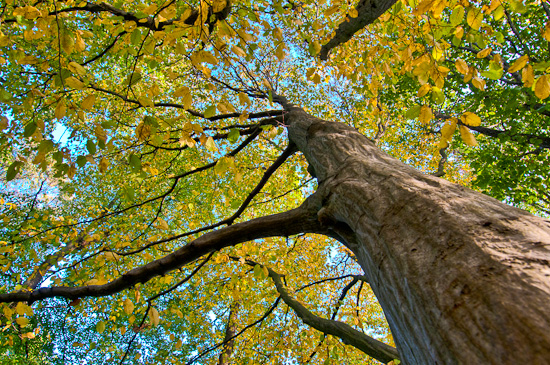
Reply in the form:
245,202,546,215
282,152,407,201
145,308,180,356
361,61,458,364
218,302,239,365
286,106,550,364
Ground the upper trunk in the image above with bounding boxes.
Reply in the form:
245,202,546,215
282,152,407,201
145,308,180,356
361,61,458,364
287,107,550,364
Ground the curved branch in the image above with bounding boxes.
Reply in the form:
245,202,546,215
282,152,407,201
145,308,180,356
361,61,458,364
245,259,400,364
0,195,325,304
319,0,399,60
269,267,399,363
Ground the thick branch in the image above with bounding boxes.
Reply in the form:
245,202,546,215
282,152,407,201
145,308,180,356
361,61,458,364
319,0,399,60
0,196,325,304
266,265,399,363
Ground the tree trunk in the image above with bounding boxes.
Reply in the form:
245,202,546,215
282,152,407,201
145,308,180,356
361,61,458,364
287,107,550,364
218,302,239,365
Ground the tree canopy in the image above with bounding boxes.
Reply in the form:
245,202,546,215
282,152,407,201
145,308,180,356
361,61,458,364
0,0,549,363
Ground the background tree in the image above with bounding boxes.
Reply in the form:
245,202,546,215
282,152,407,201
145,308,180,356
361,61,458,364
1,0,549,364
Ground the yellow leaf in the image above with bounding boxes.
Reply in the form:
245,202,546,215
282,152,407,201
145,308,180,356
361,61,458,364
466,8,483,30
461,112,481,126
99,157,109,173
65,76,85,90
157,218,169,230
324,5,340,16
417,84,431,97
543,23,550,41
414,0,436,15
522,64,534,87
3,306,13,319
238,92,251,106
419,106,433,123
96,320,106,333
14,6,41,19
55,100,66,120
138,96,154,107
534,75,550,100
231,45,246,58
275,43,285,61
175,339,183,349
200,51,218,65
349,8,358,18
272,27,283,41
16,317,29,327
454,26,464,39
441,118,458,141
312,40,321,55
61,33,74,55
205,136,218,152
455,59,468,75
432,46,443,61
68,62,86,76
476,47,492,58
212,0,228,13
18,56,38,65
472,76,485,90
508,55,528,73
160,4,177,18
135,122,151,141
459,125,478,146
22,332,35,339
174,86,192,109
142,4,158,15
16,302,33,316
75,33,86,52
95,125,106,143
81,94,96,110
312,73,321,84
149,307,160,327
104,251,119,261
123,298,134,315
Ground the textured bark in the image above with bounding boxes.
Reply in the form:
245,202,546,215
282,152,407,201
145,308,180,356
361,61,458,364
218,302,240,365
287,107,550,364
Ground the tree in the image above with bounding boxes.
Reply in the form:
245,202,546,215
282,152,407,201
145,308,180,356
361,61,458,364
1,0,550,363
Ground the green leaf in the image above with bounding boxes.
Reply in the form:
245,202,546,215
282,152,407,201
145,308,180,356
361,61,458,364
76,155,87,167
204,105,217,118
23,122,37,137
450,6,464,26
6,161,22,181
86,140,97,154
127,72,142,86
405,105,421,119
96,321,105,333
0,89,11,102
228,128,240,143
101,120,117,129
129,154,142,171
122,186,135,201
